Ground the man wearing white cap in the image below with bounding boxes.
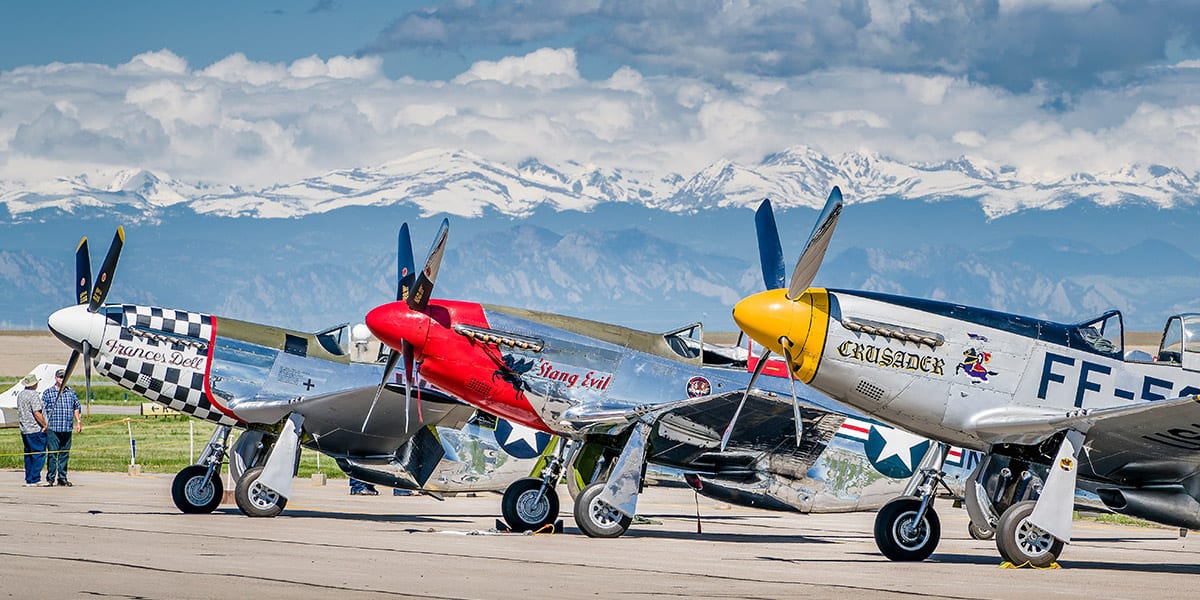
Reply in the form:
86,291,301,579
16,373,48,487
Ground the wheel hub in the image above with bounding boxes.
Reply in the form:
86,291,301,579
517,490,550,522
589,496,622,526
895,513,929,549
249,481,280,510
185,476,215,505
1015,518,1053,557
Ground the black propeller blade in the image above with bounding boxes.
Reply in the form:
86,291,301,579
363,223,423,433
407,218,448,313
397,223,415,302
755,199,787,290
59,227,124,400
59,349,80,394
75,237,91,306
89,227,124,311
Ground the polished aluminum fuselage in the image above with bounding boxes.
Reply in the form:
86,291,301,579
83,303,542,493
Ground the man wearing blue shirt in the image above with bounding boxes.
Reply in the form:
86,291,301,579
42,369,81,487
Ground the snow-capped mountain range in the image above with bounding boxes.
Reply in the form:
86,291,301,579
3,145,1200,335
2,146,1197,221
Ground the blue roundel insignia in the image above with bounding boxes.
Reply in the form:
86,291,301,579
494,418,552,459
864,426,931,480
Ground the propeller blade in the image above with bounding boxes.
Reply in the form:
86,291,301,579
407,218,449,312
60,350,80,393
754,199,787,290
719,347,773,452
402,339,420,427
786,187,843,301
82,340,92,417
361,349,401,432
397,224,416,302
88,227,125,311
781,339,804,446
75,237,91,306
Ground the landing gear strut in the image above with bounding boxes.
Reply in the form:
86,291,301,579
874,443,950,561
171,425,231,514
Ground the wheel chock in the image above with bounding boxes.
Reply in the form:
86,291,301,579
999,561,1061,570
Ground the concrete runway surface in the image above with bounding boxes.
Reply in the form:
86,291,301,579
0,470,1196,599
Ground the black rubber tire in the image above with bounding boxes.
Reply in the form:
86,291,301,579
968,520,995,541
234,465,287,518
573,481,633,538
171,465,223,514
501,477,560,532
995,500,1064,567
873,496,941,561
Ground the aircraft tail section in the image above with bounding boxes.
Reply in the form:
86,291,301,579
0,364,65,428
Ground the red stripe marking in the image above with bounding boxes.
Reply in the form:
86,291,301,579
842,423,870,435
202,316,244,423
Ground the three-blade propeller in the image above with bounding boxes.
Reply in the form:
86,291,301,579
59,227,125,412
362,219,449,433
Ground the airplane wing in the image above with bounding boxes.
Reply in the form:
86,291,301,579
974,394,1200,483
299,384,475,457
560,389,748,427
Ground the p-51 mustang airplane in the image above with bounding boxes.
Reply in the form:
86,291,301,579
734,187,1200,566
364,219,979,537
46,227,553,517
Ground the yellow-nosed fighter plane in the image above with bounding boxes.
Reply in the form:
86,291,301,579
733,188,1200,566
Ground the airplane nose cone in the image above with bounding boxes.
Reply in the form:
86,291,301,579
732,289,803,356
47,305,108,352
365,302,430,353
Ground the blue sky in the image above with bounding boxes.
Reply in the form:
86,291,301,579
0,0,1198,189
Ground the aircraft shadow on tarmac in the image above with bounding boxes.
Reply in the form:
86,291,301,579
211,507,479,525
619,528,837,545
925,552,1200,575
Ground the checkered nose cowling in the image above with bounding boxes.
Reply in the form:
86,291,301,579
96,305,239,426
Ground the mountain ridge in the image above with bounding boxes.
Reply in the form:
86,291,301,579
3,146,1197,222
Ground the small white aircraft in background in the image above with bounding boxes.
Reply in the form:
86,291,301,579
0,364,65,427
733,187,1200,566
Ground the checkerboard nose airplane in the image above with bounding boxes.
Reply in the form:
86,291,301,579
733,187,1200,566
364,219,980,537
46,227,553,517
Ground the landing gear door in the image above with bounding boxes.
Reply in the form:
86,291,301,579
1180,315,1200,373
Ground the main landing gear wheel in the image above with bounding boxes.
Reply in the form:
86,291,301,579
501,478,560,532
574,481,633,538
171,465,223,514
874,496,941,561
234,466,287,518
995,500,1063,567
968,520,995,541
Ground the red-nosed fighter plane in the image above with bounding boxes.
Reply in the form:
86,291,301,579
45,227,555,517
364,219,980,537
734,187,1200,566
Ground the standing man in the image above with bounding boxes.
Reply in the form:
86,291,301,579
42,369,81,487
16,373,48,487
